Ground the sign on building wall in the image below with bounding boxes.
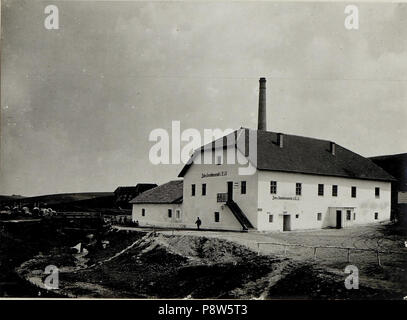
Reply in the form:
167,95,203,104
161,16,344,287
201,171,227,178
272,196,300,201
398,191,407,204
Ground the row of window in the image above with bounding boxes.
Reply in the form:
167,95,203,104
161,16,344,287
191,182,247,196
191,181,381,198
270,181,381,198
267,211,379,223
167,209,182,219
142,208,221,223
140,208,379,223
141,208,182,219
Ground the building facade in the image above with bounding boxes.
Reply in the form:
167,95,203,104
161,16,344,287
131,180,184,228
177,129,392,231
370,153,407,224
131,78,394,232
132,129,393,232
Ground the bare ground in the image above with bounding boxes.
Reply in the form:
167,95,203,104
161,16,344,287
155,222,407,298
16,222,407,299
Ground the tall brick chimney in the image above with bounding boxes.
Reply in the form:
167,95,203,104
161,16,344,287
258,77,267,131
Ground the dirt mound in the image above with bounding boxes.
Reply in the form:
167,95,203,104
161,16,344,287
163,235,257,264
47,231,286,298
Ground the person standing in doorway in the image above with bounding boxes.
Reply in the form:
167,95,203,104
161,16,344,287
195,217,202,230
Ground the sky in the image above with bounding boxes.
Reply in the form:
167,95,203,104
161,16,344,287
1,0,407,196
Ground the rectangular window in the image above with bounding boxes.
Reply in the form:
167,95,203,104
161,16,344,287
214,212,220,223
176,210,181,220
168,209,172,218
375,187,380,198
351,186,357,198
141,208,145,217
318,184,324,196
241,181,247,194
191,184,195,196
296,183,302,196
317,212,322,221
295,214,299,219
332,185,338,197
374,212,379,220
216,155,222,165
269,214,273,223
270,181,277,194
346,210,351,221
202,183,206,196
353,212,356,220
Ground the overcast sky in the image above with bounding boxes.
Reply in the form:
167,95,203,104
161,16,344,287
1,0,406,196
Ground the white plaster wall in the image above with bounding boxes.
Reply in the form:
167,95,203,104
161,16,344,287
257,171,391,231
132,203,184,228
182,147,258,231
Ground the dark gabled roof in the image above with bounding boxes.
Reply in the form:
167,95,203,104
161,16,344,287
369,153,407,189
178,128,395,182
130,180,183,204
369,153,407,162
114,184,158,195
114,186,138,194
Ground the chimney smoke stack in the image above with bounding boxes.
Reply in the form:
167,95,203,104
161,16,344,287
258,77,267,131
330,142,336,156
277,133,284,148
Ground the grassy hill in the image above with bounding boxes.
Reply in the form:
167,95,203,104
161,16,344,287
0,195,25,202
0,192,116,211
19,192,114,205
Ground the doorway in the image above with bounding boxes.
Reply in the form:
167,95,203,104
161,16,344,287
336,210,342,229
283,215,291,231
227,181,233,201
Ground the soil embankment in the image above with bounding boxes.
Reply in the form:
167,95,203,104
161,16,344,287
18,230,289,298
14,228,405,299
4,222,405,299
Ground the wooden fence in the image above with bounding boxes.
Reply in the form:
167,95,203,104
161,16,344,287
256,241,406,266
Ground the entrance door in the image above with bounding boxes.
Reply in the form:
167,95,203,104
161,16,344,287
336,210,342,229
227,181,233,201
283,215,291,231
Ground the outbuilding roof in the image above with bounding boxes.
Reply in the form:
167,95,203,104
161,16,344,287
114,184,157,195
130,180,183,204
178,128,395,182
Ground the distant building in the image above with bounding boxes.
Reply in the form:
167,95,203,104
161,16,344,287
370,153,407,223
114,184,157,209
130,181,183,228
131,78,394,232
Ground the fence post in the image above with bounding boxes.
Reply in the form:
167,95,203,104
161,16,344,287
284,245,287,256
257,243,260,256
313,247,317,260
347,248,351,263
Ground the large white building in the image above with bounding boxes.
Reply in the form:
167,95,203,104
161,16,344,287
132,78,394,232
